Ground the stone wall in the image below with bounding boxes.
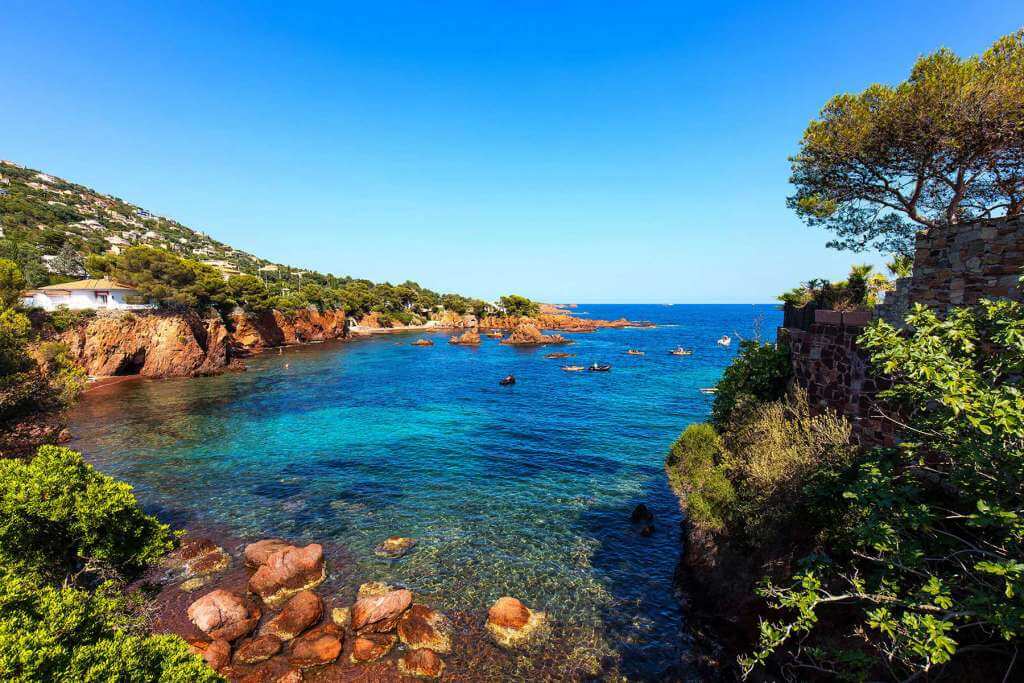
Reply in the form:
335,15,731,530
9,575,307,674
783,310,894,447
909,215,1023,311
875,277,911,327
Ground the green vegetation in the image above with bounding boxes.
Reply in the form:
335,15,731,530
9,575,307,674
0,446,216,682
498,294,540,317
777,264,891,310
788,30,1024,257
710,339,791,428
672,293,1024,679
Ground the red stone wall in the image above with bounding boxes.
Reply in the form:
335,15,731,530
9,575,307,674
782,311,895,447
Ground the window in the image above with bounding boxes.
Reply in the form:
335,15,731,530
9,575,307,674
96,291,109,306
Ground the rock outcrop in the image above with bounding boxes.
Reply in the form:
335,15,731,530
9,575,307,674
288,623,344,669
500,322,568,346
59,311,231,377
230,309,346,350
485,596,547,648
233,634,283,664
350,633,397,663
351,588,413,633
247,543,326,608
448,329,481,345
262,590,323,641
187,590,261,642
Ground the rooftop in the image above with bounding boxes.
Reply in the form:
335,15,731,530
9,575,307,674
34,278,138,291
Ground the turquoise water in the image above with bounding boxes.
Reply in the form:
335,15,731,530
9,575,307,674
69,304,781,680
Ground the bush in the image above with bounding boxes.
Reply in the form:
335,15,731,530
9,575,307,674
711,340,791,427
46,307,96,333
0,567,219,682
0,446,174,582
666,423,735,532
744,300,1024,679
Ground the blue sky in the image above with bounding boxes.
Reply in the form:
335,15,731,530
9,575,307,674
2,2,1020,302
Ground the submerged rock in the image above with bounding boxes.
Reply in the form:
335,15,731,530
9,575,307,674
288,623,344,669
350,633,397,663
485,596,547,649
263,590,322,641
247,543,326,608
351,588,413,633
187,590,261,642
398,648,445,679
331,606,351,628
233,634,282,664
641,523,656,537
374,536,417,559
356,581,394,599
630,503,654,523
398,604,452,653
189,638,231,671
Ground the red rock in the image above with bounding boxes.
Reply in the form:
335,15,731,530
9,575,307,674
487,596,530,629
263,590,323,641
244,539,292,567
190,638,231,671
187,590,261,642
234,634,283,664
276,671,302,683
248,544,326,607
373,536,417,559
398,648,445,678
351,589,413,633
288,623,343,669
500,322,568,346
397,604,452,653
349,633,397,663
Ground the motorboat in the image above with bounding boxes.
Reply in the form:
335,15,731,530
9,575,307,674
588,363,612,372
499,374,516,386
546,352,573,359
626,349,645,355
669,347,692,356
562,365,584,372
699,387,717,395
716,335,731,347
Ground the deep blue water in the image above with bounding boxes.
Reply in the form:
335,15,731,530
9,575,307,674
69,304,781,680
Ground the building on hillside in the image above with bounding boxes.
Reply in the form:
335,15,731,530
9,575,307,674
202,259,242,280
21,278,154,311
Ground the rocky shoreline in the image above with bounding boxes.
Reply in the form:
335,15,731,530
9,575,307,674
154,531,551,682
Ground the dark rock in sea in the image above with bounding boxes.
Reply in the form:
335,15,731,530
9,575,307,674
641,524,656,537
631,503,654,523
187,589,261,642
263,590,323,641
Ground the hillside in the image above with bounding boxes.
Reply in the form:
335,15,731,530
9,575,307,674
0,159,287,287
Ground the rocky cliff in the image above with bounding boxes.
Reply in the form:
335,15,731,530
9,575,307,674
57,308,348,378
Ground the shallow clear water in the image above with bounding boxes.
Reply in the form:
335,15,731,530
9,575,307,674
69,304,781,680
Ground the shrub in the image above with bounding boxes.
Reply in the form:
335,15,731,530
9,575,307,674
0,446,174,582
33,342,87,407
744,300,1024,679
711,340,791,428
0,566,219,682
46,307,96,333
666,423,735,532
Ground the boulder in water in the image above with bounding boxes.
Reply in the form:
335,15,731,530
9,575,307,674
262,590,322,641
187,590,261,642
288,623,343,669
374,536,417,559
233,634,282,664
350,633,398,663
630,503,654,523
351,588,413,633
247,543,326,608
398,648,446,679
485,596,547,648
398,604,452,653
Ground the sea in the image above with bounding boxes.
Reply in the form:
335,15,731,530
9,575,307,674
68,303,782,680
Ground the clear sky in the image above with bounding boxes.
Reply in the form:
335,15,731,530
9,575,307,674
2,2,1020,302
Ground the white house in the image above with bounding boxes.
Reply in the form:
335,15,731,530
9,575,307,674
22,278,154,311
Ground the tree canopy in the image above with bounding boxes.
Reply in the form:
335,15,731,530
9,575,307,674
789,30,1024,256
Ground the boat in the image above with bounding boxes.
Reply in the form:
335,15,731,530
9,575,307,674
716,335,731,347
588,363,612,372
625,349,645,356
487,331,504,338
546,352,573,359
562,365,584,372
499,374,516,386
699,387,717,395
669,347,692,356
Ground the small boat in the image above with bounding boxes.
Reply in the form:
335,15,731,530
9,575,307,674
625,349,645,356
487,331,504,338
716,335,731,347
588,363,612,372
699,387,717,395
669,347,692,356
546,352,573,359
562,365,584,372
499,374,516,386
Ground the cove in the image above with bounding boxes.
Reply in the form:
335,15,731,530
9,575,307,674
68,304,782,680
